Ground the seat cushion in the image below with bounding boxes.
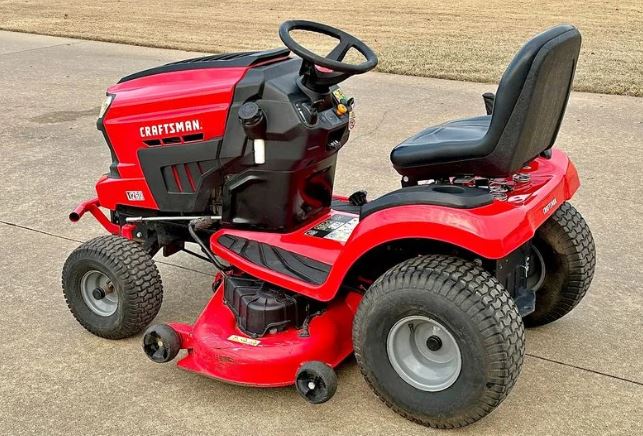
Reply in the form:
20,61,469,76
390,115,491,170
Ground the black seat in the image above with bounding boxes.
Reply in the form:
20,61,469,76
391,25,581,179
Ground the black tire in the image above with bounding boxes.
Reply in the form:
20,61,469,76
353,255,525,429
295,361,338,404
62,235,163,339
143,324,181,363
524,202,596,327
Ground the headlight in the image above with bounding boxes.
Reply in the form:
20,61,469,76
98,94,114,119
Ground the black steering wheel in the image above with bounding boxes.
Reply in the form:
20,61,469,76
279,20,378,91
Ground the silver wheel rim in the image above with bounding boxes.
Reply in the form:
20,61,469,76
80,270,118,316
387,315,462,392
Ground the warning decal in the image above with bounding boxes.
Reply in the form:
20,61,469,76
305,214,359,242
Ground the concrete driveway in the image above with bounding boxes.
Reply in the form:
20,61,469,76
0,31,641,435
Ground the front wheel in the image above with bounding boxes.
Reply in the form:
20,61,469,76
62,235,163,339
353,255,525,429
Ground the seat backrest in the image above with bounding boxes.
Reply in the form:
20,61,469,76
485,25,581,174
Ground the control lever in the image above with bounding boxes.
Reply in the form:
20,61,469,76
308,99,326,125
239,102,267,164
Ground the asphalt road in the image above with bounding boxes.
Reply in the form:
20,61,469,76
0,31,641,435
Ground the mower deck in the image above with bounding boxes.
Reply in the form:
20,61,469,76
170,288,360,387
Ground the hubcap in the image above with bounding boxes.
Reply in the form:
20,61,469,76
426,335,442,351
80,270,118,316
387,316,462,392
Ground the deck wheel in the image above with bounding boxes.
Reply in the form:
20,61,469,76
143,324,181,363
295,361,337,404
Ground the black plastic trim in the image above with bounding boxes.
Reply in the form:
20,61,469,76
218,235,331,285
118,48,290,83
138,139,226,212
360,184,493,220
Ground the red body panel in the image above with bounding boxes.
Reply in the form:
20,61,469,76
211,149,579,301
171,285,361,387
96,67,249,210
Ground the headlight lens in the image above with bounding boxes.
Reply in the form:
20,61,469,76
98,94,114,119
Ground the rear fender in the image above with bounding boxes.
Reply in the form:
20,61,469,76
324,153,579,300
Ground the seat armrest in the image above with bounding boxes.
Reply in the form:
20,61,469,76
482,92,495,115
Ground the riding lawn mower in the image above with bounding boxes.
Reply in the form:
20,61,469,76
63,21,596,428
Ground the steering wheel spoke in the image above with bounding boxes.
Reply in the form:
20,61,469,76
327,39,353,62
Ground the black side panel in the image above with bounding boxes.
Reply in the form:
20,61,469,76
360,184,493,220
222,155,336,231
495,243,536,316
218,58,350,231
118,48,290,83
138,139,225,212
218,235,331,285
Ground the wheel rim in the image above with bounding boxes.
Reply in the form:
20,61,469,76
387,315,462,392
80,270,118,316
527,245,546,292
143,331,171,362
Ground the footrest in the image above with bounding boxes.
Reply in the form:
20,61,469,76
217,235,331,285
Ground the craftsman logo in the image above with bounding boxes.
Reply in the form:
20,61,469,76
126,191,145,201
542,197,557,215
139,119,201,138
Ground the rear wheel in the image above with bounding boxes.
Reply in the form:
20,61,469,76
524,202,596,327
353,255,524,428
62,235,163,339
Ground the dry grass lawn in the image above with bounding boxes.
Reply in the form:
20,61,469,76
0,0,641,96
